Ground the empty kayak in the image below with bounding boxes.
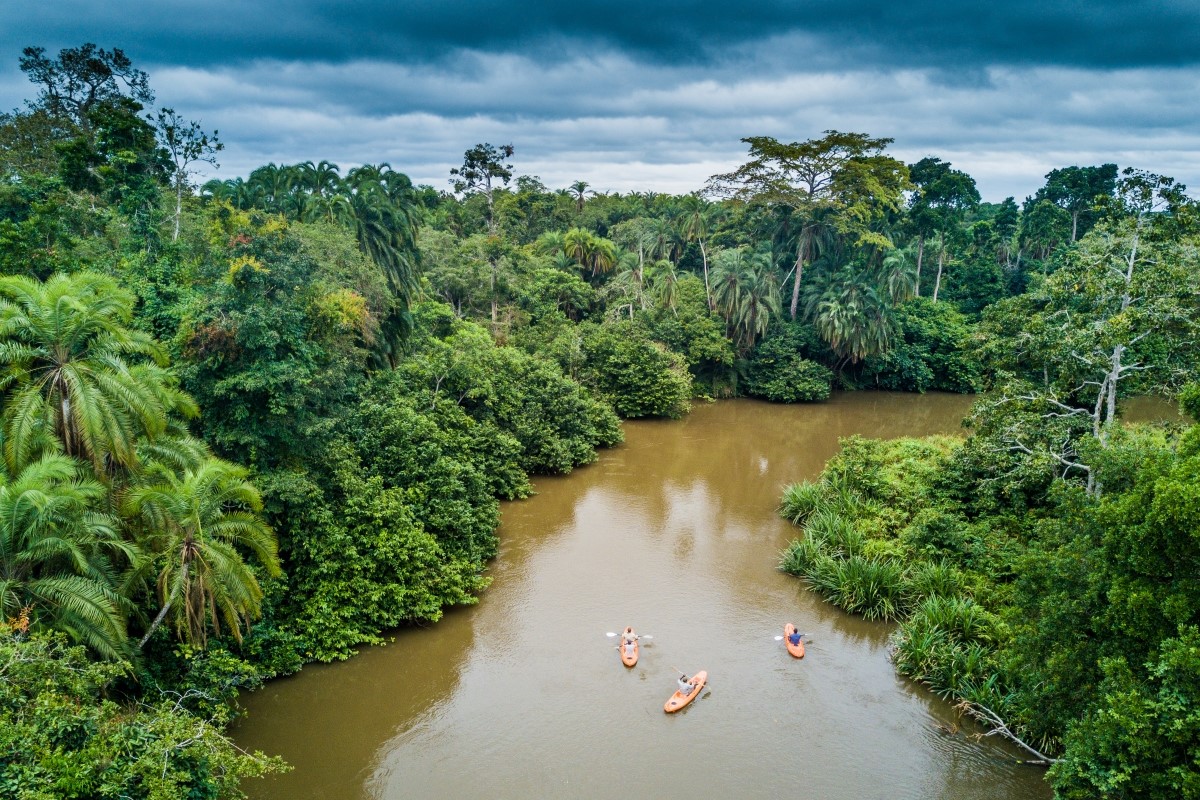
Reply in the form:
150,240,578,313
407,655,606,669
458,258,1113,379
664,670,707,713
784,623,805,658
619,627,639,667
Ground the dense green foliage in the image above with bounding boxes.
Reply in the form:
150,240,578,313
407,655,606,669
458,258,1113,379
0,44,633,798
782,418,1200,794
779,192,1200,793
742,323,833,402
0,630,284,799
5,41,1198,799
860,298,981,392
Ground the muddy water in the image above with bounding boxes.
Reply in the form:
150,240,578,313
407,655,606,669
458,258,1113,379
235,393,1053,800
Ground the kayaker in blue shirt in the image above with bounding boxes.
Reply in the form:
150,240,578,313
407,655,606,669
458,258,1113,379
787,629,804,646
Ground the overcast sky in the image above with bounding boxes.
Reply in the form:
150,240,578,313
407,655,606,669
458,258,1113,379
3,1,1199,201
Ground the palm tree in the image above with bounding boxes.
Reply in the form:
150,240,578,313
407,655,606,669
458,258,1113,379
711,247,747,323
711,248,780,352
378,166,417,208
570,180,590,214
0,273,198,476
0,449,131,659
535,230,566,257
229,177,265,211
337,188,420,304
297,159,342,198
562,228,592,270
647,217,684,264
805,268,894,365
587,236,618,278
645,259,680,312
881,248,918,304
200,178,233,203
679,197,725,310
248,163,290,212
125,457,280,648
735,253,781,351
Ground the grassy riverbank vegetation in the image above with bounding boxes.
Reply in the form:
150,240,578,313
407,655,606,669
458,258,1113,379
2,42,1195,798
780,172,1200,795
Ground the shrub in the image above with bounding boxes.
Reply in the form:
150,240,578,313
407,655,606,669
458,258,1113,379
779,480,830,525
909,595,997,644
825,556,909,620
805,510,866,558
901,508,979,560
906,560,969,601
779,537,832,577
580,320,693,418
743,355,833,403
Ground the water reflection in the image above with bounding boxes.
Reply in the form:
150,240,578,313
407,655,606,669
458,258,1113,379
235,393,1052,800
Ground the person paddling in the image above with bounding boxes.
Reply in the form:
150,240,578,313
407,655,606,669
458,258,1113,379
787,628,804,647
677,673,694,696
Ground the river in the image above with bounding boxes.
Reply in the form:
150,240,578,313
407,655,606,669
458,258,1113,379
234,392,1055,800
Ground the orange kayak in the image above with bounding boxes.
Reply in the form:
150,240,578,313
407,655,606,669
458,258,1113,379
784,623,805,658
664,670,707,713
619,627,639,667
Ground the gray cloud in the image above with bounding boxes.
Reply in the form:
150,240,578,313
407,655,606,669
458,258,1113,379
5,1,1200,72
135,54,1200,201
2,3,1199,204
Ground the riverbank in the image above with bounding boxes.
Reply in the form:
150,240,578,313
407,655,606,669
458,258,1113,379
778,393,1194,795
235,394,1051,800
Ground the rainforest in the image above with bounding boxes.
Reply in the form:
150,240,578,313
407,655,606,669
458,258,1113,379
0,43,1198,799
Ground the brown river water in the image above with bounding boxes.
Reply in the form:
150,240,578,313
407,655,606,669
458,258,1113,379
235,392,1061,800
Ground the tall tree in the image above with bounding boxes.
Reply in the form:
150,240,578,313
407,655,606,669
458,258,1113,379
154,108,222,241
706,131,910,319
19,43,153,134
450,142,515,233
907,157,980,301
126,457,280,648
570,180,590,214
993,196,1021,270
1034,164,1119,242
978,170,1198,496
678,195,725,311
1019,198,1072,264
0,449,130,659
0,273,196,476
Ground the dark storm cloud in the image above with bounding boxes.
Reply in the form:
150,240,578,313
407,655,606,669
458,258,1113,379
2,2,1199,202
5,1,1200,71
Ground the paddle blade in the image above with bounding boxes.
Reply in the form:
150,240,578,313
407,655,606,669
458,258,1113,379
774,635,784,640
641,634,653,640
606,632,618,637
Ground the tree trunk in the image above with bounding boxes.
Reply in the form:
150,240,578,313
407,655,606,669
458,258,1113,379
484,172,496,234
173,181,183,242
932,242,945,302
700,240,713,311
139,597,174,649
1071,210,1079,242
140,559,189,650
915,235,924,297
789,247,804,320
